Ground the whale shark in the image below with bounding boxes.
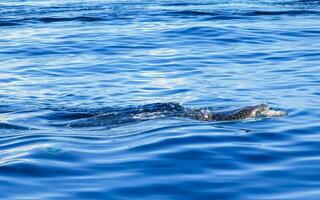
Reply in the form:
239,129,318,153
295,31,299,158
50,103,287,128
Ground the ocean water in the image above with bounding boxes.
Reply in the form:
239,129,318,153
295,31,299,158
1,0,320,199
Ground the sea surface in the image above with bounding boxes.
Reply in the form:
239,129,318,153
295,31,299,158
1,0,320,199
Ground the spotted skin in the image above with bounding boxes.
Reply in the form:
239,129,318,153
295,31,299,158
180,104,281,121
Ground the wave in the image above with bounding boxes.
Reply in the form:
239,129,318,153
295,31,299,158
0,122,32,130
1,2,319,27
0,16,107,27
248,10,320,16
167,9,319,18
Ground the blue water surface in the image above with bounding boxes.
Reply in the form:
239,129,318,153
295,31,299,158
1,0,320,199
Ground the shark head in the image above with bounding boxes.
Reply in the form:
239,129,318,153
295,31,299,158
249,104,287,118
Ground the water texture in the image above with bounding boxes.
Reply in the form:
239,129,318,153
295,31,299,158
0,0,320,199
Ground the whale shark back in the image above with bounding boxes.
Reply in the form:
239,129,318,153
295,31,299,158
181,104,286,121
48,103,286,128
